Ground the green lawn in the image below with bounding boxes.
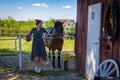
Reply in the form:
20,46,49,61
0,36,74,55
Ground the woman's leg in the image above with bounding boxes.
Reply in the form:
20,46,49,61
34,56,43,66
38,56,43,66
34,57,40,67
34,56,43,73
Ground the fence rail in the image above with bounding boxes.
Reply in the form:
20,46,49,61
0,38,18,52
0,35,22,70
0,34,75,70
0,38,17,40
0,33,75,39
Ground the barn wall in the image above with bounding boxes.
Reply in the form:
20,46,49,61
75,0,120,75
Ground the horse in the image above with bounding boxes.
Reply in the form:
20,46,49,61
43,21,64,69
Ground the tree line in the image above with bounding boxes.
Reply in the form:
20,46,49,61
0,16,35,34
0,16,75,35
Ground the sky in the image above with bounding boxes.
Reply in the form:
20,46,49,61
0,0,77,21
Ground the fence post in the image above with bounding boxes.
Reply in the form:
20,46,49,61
18,35,22,70
15,39,17,51
0,28,1,36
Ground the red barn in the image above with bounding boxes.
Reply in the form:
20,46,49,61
75,0,120,79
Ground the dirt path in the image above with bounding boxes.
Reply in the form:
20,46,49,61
0,54,75,70
0,55,87,80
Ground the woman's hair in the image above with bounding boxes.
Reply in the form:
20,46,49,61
36,19,42,25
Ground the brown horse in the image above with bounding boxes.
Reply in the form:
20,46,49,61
43,21,64,69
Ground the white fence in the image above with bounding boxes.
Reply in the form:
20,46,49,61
0,35,23,70
0,34,75,70
0,38,17,52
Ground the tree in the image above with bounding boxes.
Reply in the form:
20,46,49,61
0,17,56,34
43,19,55,28
69,25,75,32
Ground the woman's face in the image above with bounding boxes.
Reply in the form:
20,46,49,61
37,22,42,28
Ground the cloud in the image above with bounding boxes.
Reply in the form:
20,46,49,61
32,3,48,8
18,7,23,10
62,5,71,9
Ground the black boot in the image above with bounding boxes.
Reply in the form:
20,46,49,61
48,52,51,59
52,52,56,69
58,53,61,69
64,61,68,71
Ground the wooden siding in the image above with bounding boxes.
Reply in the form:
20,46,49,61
75,0,120,75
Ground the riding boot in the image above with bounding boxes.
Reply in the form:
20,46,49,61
64,61,68,71
48,52,51,59
52,52,56,68
58,52,61,69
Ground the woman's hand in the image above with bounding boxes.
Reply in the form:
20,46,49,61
26,34,32,42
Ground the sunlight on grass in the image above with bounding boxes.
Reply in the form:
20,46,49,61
22,38,32,53
0,36,74,55
0,41,16,51
0,68,11,73
63,39,74,51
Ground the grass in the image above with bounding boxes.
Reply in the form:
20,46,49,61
0,68,11,73
16,69,76,77
24,70,69,76
63,39,74,51
0,49,16,53
0,69,76,77
0,53,17,56
0,36,74,56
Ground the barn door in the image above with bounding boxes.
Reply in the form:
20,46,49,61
85,3,102,80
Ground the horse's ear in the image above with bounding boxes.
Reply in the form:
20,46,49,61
61,22,64,24
52,20,56,23
36,19,38,22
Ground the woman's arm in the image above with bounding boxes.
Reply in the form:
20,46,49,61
42,28,47,38
26,28,34,42
28,28,34,35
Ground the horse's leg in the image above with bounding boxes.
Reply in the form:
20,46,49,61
48,49,51,59
58,51,61,69
52,51,56,68
48,52,51,59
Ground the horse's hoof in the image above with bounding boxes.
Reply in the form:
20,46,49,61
64,68,68,71
53,66,56,69
48,56,51,59
58,65,62,69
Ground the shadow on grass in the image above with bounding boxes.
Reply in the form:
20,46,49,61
0,68,78,80
0,68,76,76
0,48,16,53
20,69,76,76
0,49,17,56
0,48,31,56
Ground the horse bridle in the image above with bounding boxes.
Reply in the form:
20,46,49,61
47,28,64,38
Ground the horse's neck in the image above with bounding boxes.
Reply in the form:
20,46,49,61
53,29,63,35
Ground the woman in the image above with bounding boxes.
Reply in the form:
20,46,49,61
27,19,47,73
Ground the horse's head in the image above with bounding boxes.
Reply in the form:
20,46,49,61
54,21,64,35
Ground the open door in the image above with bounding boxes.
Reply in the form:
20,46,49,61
85,3,102,80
